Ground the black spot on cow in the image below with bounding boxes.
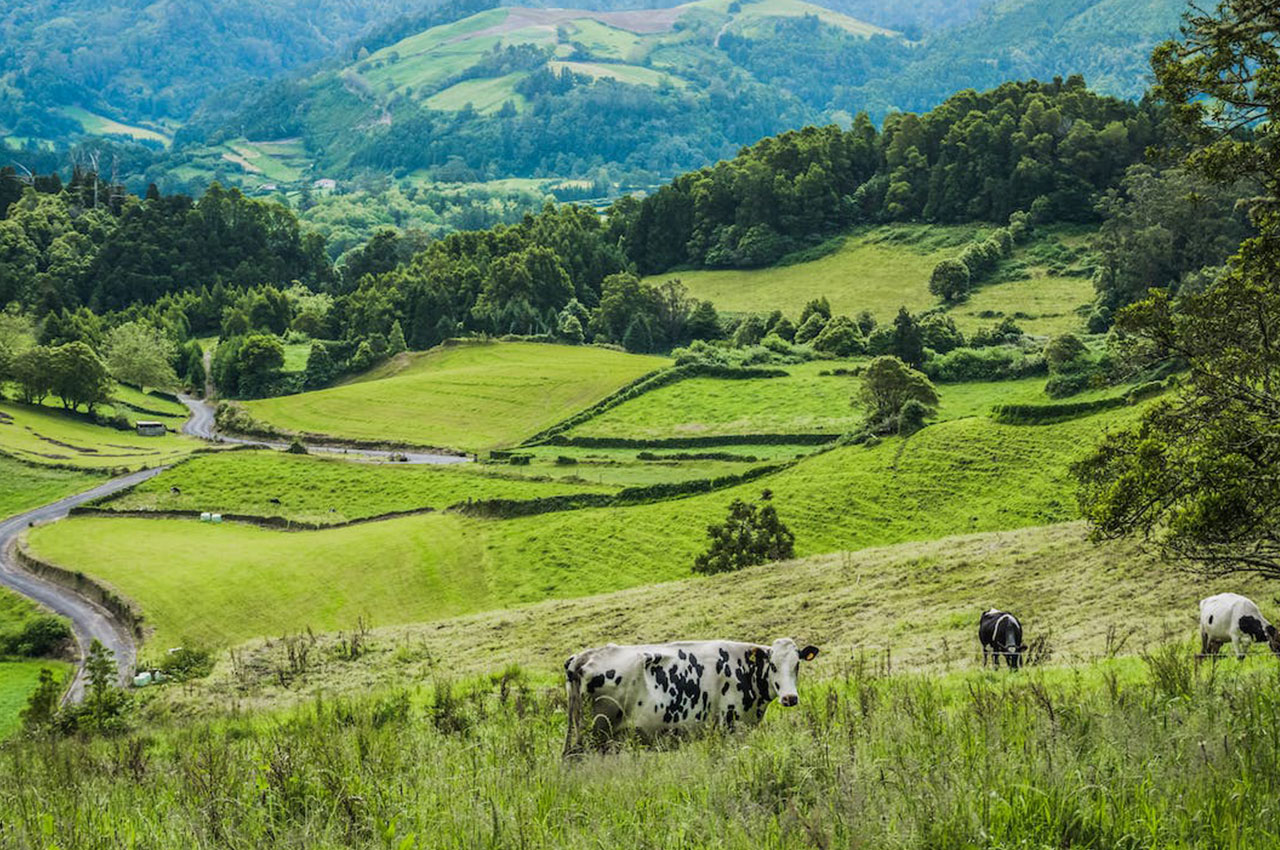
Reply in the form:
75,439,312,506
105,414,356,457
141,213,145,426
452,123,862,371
605,669,616,679
1240,615,1267,641
721,682,730,696
587,674,606,693
716,648,731,676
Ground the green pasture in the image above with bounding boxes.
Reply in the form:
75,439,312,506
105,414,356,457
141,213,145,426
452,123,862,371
0,456,103,521
0,661,69,740
493,443,811,488
109,385,187,418
425,74,529,113
58,106,171,146
0,401,198,469
102,449,616,524
28,405,1143,649
280,341,313,373
952,270,1096,337
548,61,681,88
243,342,668,452
650,225,979,323
708,0,895,38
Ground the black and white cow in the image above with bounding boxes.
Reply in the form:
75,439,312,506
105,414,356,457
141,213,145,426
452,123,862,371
1199,593,1280,659
563,638,819,755
979,609,1026,670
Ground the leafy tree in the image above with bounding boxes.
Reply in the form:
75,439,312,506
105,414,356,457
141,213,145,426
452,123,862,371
811,315,865,356
799,297,832,325
794,313,827,345
929,259,971,302
12,345,54,404
232,334,285,398
1076,0,1280,580
104,322,178,390
303,342,337,390
686,300,722,341
1044,333,1089,373
20,668,62,732
622,316,654,353
919,313,964,354
557,313,585,345
179,339,206,391
50,342,112,412
858,355,939,432
387,319,407,355
890,307,925,368
731,315,767,348
693,495,795,575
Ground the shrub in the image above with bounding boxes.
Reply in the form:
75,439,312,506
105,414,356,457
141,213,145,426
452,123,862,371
693,496,795,575
3,616,72,657
286,437,308,454
1045,333,1089,373
812,315,865,356
155,646,215,682
924,346,1047,382
794,313,827,345
897,398,931,435
919,314,965,354
858,356,939,432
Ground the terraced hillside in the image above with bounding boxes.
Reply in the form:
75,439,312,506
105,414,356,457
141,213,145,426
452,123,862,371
242,341,668,452
0,400,201,470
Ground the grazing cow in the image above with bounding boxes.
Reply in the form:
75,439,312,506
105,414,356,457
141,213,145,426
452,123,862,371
979,609,1026,670
169,486,181,495
563,638,819,755
268,497,281,505
1199,593,1280,659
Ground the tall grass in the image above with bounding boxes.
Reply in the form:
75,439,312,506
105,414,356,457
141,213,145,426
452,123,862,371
3,653,1279,848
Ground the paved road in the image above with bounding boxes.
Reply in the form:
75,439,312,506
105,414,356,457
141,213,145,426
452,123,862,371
177,394,471,465
0,468,164,702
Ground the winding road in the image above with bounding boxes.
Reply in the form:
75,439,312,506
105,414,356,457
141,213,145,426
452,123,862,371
3,385,472,705
0,468,164,701
177,394,471,465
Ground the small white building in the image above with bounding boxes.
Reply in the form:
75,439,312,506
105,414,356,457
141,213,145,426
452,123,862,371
135,420,165,437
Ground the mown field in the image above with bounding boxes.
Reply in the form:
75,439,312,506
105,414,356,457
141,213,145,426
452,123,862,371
0,401,199,469
654,225,1097,336
567,367,1122,440
243,342,668,452
101,449,617,524
26,405,1145,649
496,444,810,488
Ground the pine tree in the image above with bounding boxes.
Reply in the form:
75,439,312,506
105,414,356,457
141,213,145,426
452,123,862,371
387,319,407,355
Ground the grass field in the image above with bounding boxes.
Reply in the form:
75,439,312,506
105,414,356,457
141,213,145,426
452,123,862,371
171,521,1255,711
27,405,1143,649
654,225,1096,336
6,644,1279,847
0,401,198,469
425,73,529,113
491,444,811,487
0,661,69,740
243,342,668,452
0,456,103,521
102,449,616,524
58,106,171,146
651,225,979,323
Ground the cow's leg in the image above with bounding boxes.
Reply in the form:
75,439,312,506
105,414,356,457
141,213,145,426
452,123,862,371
982,645,989,667
563,676,584,758
1201,629,1210,656
1233,635,1247,660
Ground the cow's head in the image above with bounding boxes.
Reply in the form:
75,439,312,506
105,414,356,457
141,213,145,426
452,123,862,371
762,638,819,707
1267,624,1280,656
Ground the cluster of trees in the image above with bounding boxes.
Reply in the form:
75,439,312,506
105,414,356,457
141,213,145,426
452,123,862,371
929,214,1030,302
613,78,1162,273
0,171,332,313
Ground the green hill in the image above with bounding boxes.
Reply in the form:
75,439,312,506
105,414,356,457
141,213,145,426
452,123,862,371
242,341,668,452
26,404,1144,649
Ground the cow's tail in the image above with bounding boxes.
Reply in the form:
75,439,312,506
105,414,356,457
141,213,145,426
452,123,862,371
563,654,584,758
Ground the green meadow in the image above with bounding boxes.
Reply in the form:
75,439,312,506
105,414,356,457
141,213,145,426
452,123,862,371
0,456,103,521
0,401,200,469
244,342,668,451
102,449,616,524
0,661,69,739
27,405,1144,649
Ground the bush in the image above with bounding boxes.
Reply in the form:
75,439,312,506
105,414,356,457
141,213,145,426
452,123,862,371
693,496,795,575
794,313,827,345
991,396,1127,424
3,616,72,657
286,437,308,454
859,356,939,433
897,398,931,435
155,646,215,681
812,315,865,356
1045,369,1101,398
1045,333,1089,373
919,314,965,354
924,346,1047,382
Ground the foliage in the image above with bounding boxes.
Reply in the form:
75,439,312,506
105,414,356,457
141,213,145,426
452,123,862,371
858,356,939,432
929,258,971,302
811,315,865,356
693,495,795,575
925,346,1046,383
48,341,112,412
103,322,178,390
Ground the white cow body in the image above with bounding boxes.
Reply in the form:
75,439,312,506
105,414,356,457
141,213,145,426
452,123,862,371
1199,593,1280,659
563,638,818,754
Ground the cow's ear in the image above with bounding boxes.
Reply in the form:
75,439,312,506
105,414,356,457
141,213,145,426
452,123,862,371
799,645,819,662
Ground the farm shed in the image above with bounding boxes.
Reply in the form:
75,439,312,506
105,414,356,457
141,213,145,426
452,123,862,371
135,421,166,436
